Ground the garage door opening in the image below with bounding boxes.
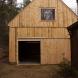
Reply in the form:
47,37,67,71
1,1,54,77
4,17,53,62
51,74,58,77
18,41,40,64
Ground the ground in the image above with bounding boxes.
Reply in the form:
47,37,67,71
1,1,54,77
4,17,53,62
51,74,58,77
0,63,60,78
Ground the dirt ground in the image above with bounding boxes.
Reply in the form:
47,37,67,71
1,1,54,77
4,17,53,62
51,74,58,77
0,63,60,78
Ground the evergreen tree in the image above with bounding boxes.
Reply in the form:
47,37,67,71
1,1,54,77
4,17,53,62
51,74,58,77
0,0,19,48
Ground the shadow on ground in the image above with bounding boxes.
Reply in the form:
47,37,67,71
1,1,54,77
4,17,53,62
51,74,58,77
0,64,60,78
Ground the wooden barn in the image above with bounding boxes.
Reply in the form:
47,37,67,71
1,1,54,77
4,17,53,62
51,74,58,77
8,0,78,65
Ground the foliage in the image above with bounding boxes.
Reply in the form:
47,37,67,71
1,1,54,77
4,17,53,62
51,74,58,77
57,58,78,78
0,0,20,48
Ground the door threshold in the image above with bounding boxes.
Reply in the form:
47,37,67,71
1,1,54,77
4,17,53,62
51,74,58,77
18,62,40,65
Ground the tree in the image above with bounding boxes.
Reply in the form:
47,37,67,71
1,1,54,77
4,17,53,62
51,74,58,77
0,0,19,48
23,0,31,7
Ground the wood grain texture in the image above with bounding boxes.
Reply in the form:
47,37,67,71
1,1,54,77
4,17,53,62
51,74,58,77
8,0,77,27
9,28,16,63
9,0,77,64
41,39,71,64
17,28,70,39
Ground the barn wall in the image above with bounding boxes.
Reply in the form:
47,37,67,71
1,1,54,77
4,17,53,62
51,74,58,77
9,27,71,64
17,28,69,38
16,27,71,64
8,0,77,64
41,39,71,64
8,0,77,27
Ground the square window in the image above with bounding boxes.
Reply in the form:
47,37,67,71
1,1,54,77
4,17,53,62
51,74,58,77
41,9,55,20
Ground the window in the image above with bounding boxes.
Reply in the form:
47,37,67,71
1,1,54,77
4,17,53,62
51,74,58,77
41,8,55,20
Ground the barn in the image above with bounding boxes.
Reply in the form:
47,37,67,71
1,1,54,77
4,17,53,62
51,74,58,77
8,0,78,65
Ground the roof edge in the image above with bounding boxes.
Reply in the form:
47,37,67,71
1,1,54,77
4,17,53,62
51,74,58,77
60,0,78,17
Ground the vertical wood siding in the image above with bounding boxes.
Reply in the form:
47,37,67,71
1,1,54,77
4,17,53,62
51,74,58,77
8,0,77,27
17,28,69,39
9,28,16,63
9,0,77,64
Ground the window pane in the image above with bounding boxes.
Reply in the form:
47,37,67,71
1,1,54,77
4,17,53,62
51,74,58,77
41,9,55,20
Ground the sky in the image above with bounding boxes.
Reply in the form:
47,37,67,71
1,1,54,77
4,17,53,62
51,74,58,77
17,0,77,13
63,0,77,12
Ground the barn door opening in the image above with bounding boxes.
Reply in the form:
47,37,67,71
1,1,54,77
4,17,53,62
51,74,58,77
18,41,40,64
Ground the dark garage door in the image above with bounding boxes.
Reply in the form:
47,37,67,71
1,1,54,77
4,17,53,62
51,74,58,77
18,41,40,64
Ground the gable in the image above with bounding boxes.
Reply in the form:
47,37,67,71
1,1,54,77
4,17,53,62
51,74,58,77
8,0,78,27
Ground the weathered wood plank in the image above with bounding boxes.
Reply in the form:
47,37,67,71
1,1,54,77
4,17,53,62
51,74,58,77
9,28,16,63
